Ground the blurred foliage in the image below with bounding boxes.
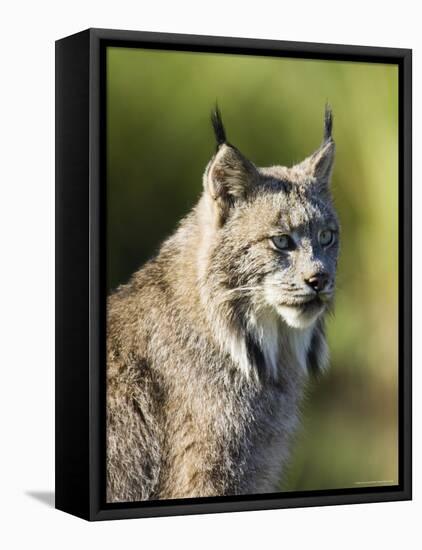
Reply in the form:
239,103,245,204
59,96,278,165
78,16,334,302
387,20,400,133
107,47,398,491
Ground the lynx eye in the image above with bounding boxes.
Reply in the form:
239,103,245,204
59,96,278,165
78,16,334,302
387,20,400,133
271,234,293,251
319,229,335,247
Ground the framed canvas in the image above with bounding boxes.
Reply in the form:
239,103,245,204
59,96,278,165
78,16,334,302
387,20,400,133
55,28,412,521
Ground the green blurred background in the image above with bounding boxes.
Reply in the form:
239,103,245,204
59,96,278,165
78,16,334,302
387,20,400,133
106,47,398,491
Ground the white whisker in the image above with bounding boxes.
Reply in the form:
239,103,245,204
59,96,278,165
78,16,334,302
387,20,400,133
224,286,263,294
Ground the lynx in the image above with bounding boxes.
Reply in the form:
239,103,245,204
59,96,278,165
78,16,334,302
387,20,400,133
107,106,339,502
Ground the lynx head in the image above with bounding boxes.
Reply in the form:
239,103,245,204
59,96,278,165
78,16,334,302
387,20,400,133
200,106,339,343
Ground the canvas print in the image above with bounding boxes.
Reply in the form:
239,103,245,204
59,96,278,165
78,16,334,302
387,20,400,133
105,47,398,503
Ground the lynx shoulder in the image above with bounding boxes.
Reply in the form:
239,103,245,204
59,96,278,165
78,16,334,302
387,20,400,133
107,106,339,502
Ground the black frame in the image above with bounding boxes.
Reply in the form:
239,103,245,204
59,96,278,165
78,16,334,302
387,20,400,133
55,28,412,521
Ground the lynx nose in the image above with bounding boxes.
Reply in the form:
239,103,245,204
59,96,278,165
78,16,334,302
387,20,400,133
305,272,330,293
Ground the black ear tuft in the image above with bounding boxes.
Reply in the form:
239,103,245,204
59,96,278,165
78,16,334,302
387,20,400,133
324,103,333,142
211,105,227,147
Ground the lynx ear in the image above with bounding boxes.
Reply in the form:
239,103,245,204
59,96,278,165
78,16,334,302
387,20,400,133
300,105,335,185
204,108,258,224
307,139,335,183
206,144,258,202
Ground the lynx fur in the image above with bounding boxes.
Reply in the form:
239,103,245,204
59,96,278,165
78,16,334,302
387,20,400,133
107,106,339,502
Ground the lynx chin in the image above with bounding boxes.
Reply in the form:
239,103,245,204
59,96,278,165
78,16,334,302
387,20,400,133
107,105,340,502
